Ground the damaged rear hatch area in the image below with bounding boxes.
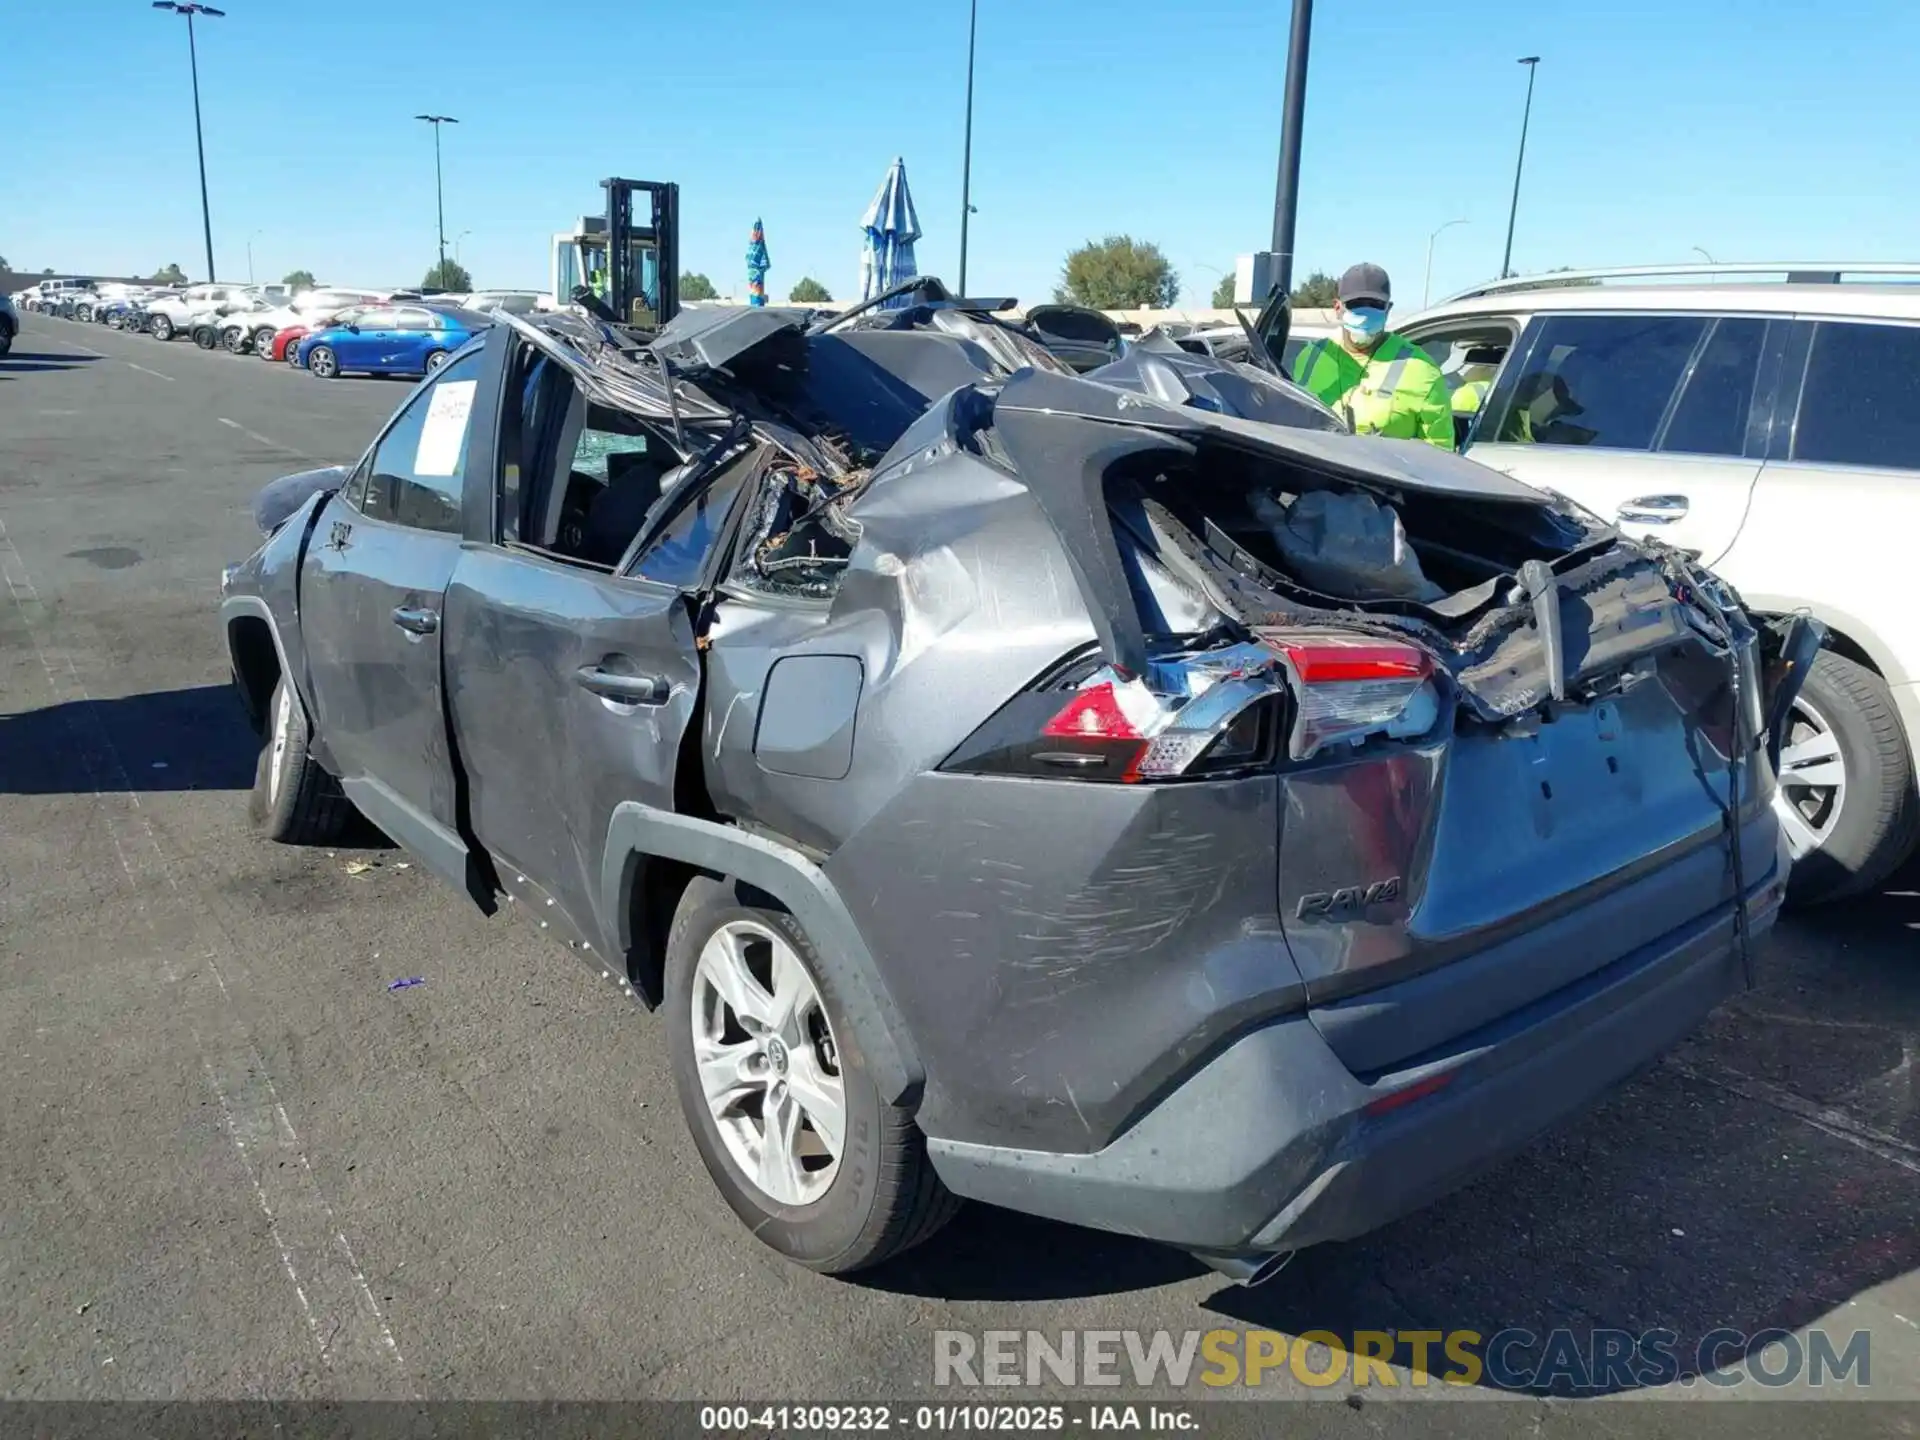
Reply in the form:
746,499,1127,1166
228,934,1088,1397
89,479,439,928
985,363,1813,1073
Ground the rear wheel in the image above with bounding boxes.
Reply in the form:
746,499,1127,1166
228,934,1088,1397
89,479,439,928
150,314,174,341
424,348,450,374
193,325,218,350
664,878,959,1273
254,327,278,358
224,326,245,353
1779,650,1920,905
307,345,339,379
249,678,352,844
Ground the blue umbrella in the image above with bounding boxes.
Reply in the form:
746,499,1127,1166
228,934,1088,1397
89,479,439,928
859,157,922,307
746,218,771,307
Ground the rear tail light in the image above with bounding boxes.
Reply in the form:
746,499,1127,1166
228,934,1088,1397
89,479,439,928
1259,631,1440,761
943,630,1441,782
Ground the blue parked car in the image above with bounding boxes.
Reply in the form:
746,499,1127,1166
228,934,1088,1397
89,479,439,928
295,304,491,380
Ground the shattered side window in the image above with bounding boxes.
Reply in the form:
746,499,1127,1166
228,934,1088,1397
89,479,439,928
631,458,752,590
727,456,863,602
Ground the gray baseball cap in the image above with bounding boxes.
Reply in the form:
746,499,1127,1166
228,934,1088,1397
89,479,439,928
1338,262,1392,307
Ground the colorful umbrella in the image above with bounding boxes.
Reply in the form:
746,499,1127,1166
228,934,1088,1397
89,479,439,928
746,218,771,307
859,157,922,307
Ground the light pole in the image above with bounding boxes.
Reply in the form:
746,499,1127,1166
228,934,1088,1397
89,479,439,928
1423,218,1468,307
414,114,459,277
152,2,224,284
1270,0,1314,299
1692,246,1715,263
957,0,977,295
1500,56,1540,279
246,229,260,284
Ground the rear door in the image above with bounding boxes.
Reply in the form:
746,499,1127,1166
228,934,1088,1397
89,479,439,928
387,307,435,371
298,349,487,891
333,307,394,368
442,347,737,953
1464,311,1777,568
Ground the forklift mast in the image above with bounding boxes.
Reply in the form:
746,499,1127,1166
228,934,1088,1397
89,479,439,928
603,177,680,330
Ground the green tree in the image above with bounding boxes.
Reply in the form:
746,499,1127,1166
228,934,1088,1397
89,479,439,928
789,277,833,304
1056,236,1179,309
422,259,473,292
42,267,55,276
0,257,10,272
1289,270,1339,307
681,272,719,302
151,263,187,284
1210,273,1237,308
283,269,317,290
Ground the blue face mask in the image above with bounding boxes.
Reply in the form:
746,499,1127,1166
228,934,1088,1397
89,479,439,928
1342,305,1388,343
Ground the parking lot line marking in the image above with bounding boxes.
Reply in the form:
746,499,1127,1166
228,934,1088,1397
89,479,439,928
218,416,303,455
0,512,414,1393
52,338,108,357
1669,1057,1920,1176
126,362,175,382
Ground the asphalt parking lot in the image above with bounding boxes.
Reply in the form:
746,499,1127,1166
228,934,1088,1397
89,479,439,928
3,314,1918,1425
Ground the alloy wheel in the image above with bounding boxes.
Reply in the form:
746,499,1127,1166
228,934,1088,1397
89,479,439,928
309,347,337,378
1773,695,1847,859
268,684,292,806
689,920,846,1207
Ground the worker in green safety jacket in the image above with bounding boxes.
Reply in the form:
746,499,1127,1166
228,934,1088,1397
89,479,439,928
1291,263,1453,449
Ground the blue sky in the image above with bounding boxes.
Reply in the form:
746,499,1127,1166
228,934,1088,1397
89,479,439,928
3,0,1914,310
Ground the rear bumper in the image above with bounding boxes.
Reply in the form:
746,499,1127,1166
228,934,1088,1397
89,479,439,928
925,842,1786,1256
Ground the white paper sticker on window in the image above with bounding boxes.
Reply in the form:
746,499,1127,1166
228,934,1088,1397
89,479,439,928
413,379,476,478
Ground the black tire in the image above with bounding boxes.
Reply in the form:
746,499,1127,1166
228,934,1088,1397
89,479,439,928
663,876,958,1273
1782,650,1920,906
224,327,245,353
151,314,174,341
307,344,339,379
253,326,278,358
193,325,218,350
248,677,353,844
0,328,12,358
423,349,450,374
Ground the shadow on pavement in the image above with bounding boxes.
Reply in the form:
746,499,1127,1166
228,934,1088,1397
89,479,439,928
0,351,102,374
868,859,1919,1393
0,683,259,793
860,1204,1204,1301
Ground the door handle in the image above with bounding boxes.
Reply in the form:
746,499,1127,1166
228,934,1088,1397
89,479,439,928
391,606,439,635
574,665,668,705
1617,494,1689,525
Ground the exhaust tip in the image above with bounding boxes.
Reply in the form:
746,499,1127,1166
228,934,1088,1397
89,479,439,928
1191,1249,1295,1287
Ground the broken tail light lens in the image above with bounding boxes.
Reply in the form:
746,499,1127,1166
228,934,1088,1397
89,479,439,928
943,647,1282,783
1262,631,1440,761
944,632,1441,783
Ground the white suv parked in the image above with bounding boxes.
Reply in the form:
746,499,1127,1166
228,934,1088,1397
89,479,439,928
144,283,251,341
1399,263,1920,903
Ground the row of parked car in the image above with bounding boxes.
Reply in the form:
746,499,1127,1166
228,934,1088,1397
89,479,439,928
13,277,543,380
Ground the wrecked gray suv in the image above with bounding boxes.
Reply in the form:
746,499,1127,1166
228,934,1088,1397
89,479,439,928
220,286,1816,1281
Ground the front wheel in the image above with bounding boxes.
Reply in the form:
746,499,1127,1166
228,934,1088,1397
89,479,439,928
1779,650,1920,905
0,328,12,358
249,677,352,844
664,877,959,1274
193,326,218,350
150,314,175,341
307,345,339,379
223,327,245,353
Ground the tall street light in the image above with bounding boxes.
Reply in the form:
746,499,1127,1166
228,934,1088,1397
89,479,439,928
1270,0,1314,299
152,3,224,284
1500,56,1540,279
415,114,459,276
957,0,978,295
1423,218,1468,308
